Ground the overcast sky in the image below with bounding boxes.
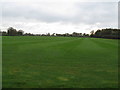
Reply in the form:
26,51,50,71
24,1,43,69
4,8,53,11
0,0,119,34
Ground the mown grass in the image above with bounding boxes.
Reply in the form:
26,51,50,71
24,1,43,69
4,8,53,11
2,36,118,88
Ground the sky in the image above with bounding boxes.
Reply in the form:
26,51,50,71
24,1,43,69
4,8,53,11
0,0,119,34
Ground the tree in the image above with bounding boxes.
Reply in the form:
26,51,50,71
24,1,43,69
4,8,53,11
0,30,2,36
90,30,94,37
46,33,50,36
2,31,7,36
7,27,17,36
93,28,120,39
51,33,56,36
17,30,24,36
79,33,82,37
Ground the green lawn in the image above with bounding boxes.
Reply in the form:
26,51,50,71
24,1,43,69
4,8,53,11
2,36,118,88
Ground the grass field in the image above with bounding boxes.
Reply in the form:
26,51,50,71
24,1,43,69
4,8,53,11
2,36,118,88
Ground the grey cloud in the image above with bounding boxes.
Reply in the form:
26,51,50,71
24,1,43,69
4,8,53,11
2,2,70,22
2,2,118,25
73,2,117,24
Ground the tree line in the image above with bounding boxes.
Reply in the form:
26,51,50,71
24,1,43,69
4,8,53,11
90,28,120,39
0,27,89,37
1,27,24,36
1,27,120,39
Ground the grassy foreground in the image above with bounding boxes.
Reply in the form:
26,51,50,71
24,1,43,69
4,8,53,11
2,36,118,88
